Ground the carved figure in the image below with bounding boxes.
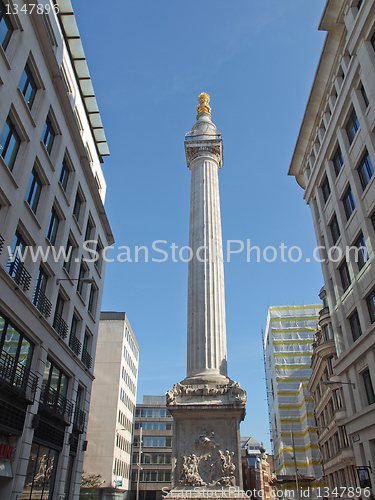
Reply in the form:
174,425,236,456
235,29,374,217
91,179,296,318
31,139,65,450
179,454,206,486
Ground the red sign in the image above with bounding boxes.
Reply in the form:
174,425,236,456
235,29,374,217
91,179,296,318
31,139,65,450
0,444,15,460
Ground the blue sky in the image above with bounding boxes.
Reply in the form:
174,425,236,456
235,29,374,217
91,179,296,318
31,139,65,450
72,0,327,450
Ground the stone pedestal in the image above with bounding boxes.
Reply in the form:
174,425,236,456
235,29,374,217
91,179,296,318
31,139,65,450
166,381,246,497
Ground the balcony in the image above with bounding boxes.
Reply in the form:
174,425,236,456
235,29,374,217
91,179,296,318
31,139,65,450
6,257,31,291
33,288,52,318
69,334,82,356
81,349,92,370
0,351,38,403
53,313,68,339
73,407,86,433
39,384,74,424
0,234,4,254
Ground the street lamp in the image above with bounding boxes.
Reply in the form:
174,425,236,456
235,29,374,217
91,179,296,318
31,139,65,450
322,380,356,389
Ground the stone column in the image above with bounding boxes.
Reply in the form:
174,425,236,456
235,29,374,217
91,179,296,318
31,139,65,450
184,92,228,385
166,94,246,498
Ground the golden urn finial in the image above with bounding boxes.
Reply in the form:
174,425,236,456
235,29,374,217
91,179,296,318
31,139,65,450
197,92,211,115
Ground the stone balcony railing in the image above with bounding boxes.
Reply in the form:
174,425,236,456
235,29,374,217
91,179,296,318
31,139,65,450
81,349,92,370
6,256,31,291
39,384,74,424
0,350,38,403
73,407,86,433
69,334,82,356
33,287,52,318
53,313,68,339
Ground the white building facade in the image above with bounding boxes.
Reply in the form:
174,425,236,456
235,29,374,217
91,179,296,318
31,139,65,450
289,0,375,493
0,0,113,498
82,312,139,500
264,305,323,491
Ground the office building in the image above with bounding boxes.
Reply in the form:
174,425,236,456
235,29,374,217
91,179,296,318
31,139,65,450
308,288,357,498
132,396,173,500
0,0,113,498
82,312,139,499
289,0,375,491
263,305,323,495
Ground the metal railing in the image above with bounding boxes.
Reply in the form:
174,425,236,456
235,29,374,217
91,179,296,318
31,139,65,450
81,349,92,370
53,313,68,339
33,287,52,318
39,384,74,424
0,351,38,402
0,234,4,254
6,256,31,291
69,334,82,356
73,407,86,433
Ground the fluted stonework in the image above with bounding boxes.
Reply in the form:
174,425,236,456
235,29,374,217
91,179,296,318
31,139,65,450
184,110,228,385
166,95,246,499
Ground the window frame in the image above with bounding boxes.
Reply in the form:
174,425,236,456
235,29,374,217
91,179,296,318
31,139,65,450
26,166,42,214
349,309,362,342
0,115,21,171
19,61,37,110
46,206,60,245
357,150,374,191
332,145,344,177
41,115,56,155
321,175,331,204
0,0,14,50
345,108,359,145
339,261,351,292
342,184,356,221
330,214,341,244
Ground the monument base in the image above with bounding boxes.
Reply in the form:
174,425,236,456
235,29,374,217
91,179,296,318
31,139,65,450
166,381,246,492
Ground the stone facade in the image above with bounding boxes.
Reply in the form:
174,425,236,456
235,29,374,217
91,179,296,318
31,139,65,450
289,0,375,493
0,0,112,498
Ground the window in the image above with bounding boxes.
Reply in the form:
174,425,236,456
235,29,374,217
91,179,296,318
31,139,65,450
73,190,83,222
371,31,375,52
321,175,331,204
33,266,51,318
69,314,81,356
7,231,31,290
324,325,330,341
84,217,94,242
333,145,344,177
19,62,37,110
342,185,355,220
53,293,68,339
333,388,343,410
349,310,362,341
366,289,375,324
352,233,368,271
95,239,104,273
345,108,359,145
360,83,369,108
95,173,102,195
0,116,21,171
362,369,375,405
88,285,97,315
0,0,13,50
339,261,351,292
46,207,59,245
41,358,69,413
26,167,42,214
330,214,341,244
63,237,74,274
82,331,92,369
372,211,375,233
77,262,87,296
358,150,374,190
59,156,70,191
41,116,55,154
